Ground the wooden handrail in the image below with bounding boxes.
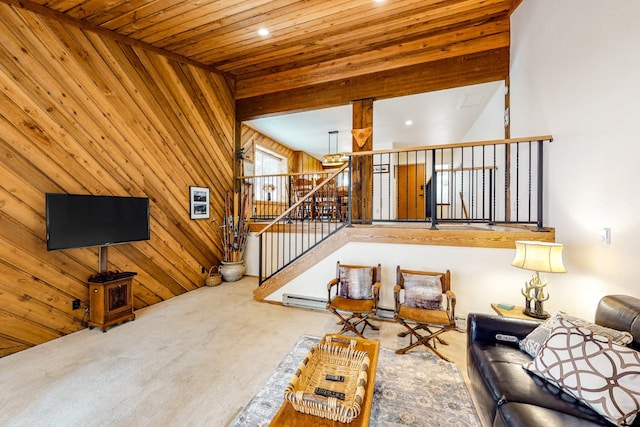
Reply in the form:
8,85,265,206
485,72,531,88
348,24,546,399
444,165,497,172
237,168,342,180
347,135,553,157
254,163,349,237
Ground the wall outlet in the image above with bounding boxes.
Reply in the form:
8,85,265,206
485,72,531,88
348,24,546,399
72,299,81,310
600,227,611,245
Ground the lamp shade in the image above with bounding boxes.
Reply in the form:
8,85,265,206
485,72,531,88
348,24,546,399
511,241,566,273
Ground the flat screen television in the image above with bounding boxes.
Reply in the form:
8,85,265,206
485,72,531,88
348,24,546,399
46,193,150,251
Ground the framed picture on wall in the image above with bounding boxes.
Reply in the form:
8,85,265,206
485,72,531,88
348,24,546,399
189,186,210,219
373,164,389,173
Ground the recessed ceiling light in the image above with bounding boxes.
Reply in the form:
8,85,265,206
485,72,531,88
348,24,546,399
405,120,413,126
257,28,269,36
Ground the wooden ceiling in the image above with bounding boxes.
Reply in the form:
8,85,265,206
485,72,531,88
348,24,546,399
7,0,522,119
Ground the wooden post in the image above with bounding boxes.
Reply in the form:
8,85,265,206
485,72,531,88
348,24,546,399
351,98,374,223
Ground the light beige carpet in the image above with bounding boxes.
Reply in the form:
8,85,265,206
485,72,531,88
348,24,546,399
0,277,469,426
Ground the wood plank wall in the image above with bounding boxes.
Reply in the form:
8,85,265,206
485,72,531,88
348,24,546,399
240,124,294,173
294,152,323,174
240,124,323,174
0,3,235,357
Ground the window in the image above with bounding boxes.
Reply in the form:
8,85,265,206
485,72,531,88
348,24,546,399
255,147,286,175
255,147,287,202
436,167,451,204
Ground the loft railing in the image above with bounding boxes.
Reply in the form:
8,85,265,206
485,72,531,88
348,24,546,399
241,135,553,285
347,136,552,229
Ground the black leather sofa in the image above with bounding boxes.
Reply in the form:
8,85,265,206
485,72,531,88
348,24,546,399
467,295,640,427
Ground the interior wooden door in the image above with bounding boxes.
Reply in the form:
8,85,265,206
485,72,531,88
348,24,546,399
397,163,426,219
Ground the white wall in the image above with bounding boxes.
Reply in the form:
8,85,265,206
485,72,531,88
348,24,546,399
261,242,526,321
463,81,505,142
509,0,640,317
247,1,640,322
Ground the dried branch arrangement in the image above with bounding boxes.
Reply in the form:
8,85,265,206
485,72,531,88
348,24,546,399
219,190,250,263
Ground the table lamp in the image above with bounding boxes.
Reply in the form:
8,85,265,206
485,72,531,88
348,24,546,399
511,240,566,319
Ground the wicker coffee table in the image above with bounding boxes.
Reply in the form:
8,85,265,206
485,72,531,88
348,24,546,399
269,334,380,426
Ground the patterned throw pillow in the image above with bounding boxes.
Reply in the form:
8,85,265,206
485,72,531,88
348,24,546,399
519,311,634,358
338,266,374,300
523,317,640,426
402,273,442,310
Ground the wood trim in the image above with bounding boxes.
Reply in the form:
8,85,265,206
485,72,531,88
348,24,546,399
253,225,556,301
507,0,525,16
348,136,554,157
236,48,510,120
236,20,510,99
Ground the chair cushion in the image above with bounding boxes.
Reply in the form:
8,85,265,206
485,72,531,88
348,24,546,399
398,305,450,325
402,273,442,309
338,266,373,300
519,311,634,358
524,316,640,426
329,296,374,313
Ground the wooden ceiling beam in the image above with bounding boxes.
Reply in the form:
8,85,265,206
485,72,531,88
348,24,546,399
236,20,509,99
211,4,510,76
236,47,509,121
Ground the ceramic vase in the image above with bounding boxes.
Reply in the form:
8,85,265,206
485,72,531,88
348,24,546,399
219,260,245,282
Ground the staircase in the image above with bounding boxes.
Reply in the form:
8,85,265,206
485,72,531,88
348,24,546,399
254,164,350,290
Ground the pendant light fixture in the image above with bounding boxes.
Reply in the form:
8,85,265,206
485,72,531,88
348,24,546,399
322,130,348,167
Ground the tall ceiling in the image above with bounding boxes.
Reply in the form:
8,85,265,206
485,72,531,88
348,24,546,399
10,0,521,151
18,0,521,112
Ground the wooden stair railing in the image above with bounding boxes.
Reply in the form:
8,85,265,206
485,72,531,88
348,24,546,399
254,164,350,286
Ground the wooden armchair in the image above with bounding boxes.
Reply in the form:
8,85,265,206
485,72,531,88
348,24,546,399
327,262,381,338
394,266,456,361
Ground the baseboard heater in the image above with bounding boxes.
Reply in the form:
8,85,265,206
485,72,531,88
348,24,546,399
282,294,327,311
376,306,395,320
282,296,398,320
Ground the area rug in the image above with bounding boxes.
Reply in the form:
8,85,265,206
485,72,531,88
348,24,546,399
229,335,480,426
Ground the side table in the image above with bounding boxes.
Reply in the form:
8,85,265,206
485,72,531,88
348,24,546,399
88,272,137,331
491,303,544,322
